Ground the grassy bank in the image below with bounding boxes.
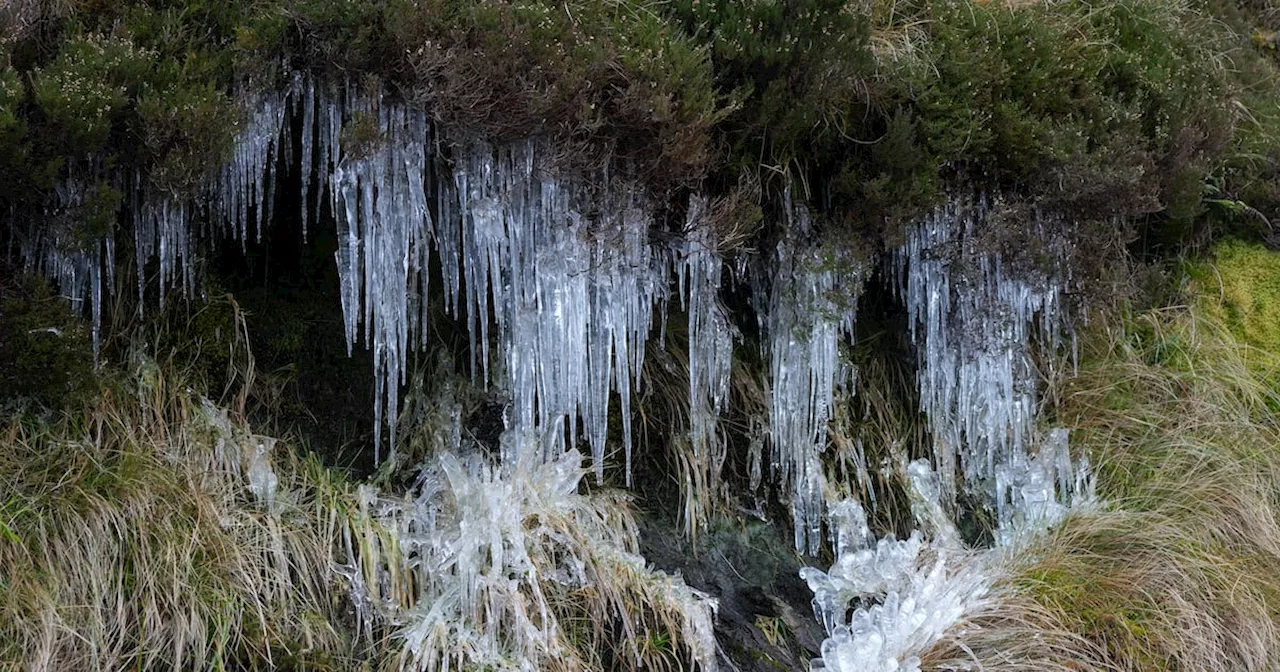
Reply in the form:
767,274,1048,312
0,361,718,671
921,306,1280,670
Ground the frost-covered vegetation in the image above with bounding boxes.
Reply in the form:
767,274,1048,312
0,359,718,670
4,0,1280,670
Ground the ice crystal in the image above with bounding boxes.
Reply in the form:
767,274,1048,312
438,140,668,480
893,195,1079,526
213,87,288,246
679,197,734,502
762,194,868,553
18,167,117,359
339,442,719,672
803,500,991,672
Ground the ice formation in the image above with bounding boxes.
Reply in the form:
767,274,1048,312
802,500,991,672
132,195,193,310
762,195,868,554
24,74,689,483
213,87,289,246
678,197,735,504
288,78,672,473
438,140,668,481
19,86,292,360
801,196,1097,672
195,396,280,512
245,438,280,512
892,195,1083,529
993,426,1095,546
335,443,719,672
328,99,432,464
17,167,116,359
12,72,1125,672
19,231,113,359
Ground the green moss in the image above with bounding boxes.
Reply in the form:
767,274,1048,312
1195,239,1280,355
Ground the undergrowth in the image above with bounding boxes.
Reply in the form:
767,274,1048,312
0,362,350,670
4,0,1280,257
0,352,720,671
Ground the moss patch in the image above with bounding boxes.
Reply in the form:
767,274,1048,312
1194,239,1280,355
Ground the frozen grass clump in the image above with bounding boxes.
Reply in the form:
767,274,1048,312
339,438,720,672
0,366,346,670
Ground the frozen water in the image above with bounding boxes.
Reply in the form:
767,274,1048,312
994,426,1095,546
18,166,117,360
892,195,1080,524
761,192,868,554
299,78,671,473
327,99,432,464
246,438,280,512
27,75,680,482
904,459,961,548
803,500,991,672
802,195,1095,672
212,87,289,246
438,139,668,480
338,438,719,672
133,194,193,311
679,197,735,501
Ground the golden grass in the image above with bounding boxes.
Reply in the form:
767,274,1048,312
0,358,720,671
926,307,1280,670
0,367,349,670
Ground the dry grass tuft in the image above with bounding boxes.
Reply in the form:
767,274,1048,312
0,364,349,670
926,307,1280,671
0,354,721,671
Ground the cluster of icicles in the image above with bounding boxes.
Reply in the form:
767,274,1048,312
18,74,1098,670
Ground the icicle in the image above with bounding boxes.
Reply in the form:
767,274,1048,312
760,192,868,554
15,163,119,361
295,74,315,241
680,197,735,495
892,194,1084,534
327,99,432,463
213,87,289,246
432,140,668,480
133,194,193,312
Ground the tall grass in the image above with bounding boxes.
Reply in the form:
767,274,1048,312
0,365,349,670
926,307,1280,670
0,357,721,671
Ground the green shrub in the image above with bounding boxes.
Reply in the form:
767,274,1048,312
136,80,238,193
0,274,97,413
383,0,720,188
898,0,1231,220
30,33,154,151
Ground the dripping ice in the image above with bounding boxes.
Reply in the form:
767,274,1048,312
440,140,667,481
891,195,1092,536
296,79,672,476
679,197,735,510
17,74,1113,672
803,195,1098,672
759,192,867,555
20,86,292,360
